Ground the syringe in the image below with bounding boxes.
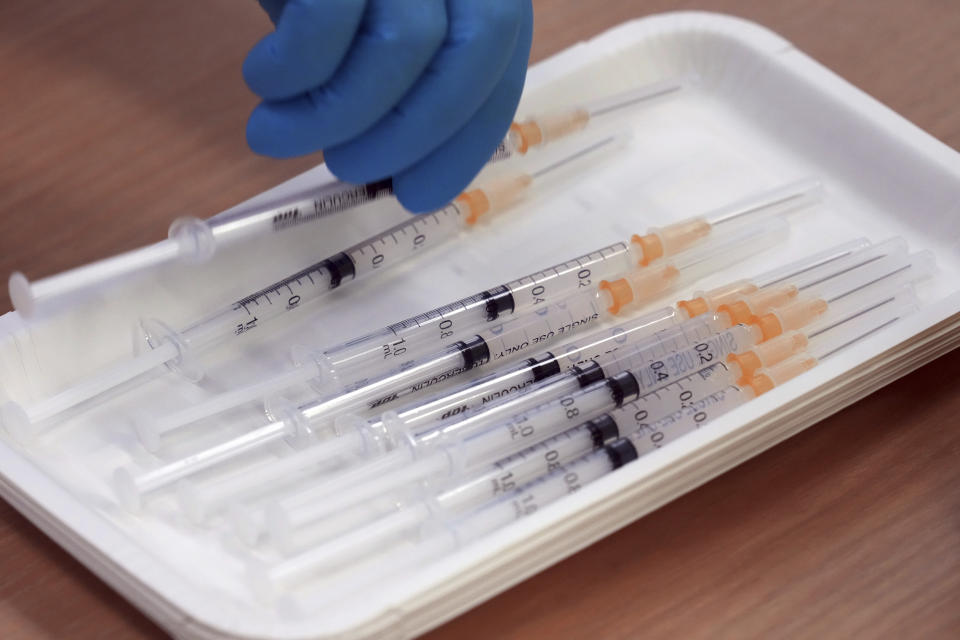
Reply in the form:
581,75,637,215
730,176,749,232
176,237,912,526
631,289,921,455
725,279,929,383
261,327,753,536
200,237,913,530
266,298,917,601
254,356,738,591
499,78,686,160
266,360,733,555
269,285,916,582
594,211,805,317
10,78,684,318
1,134,626,442
307,178,819,381
137,290,611,452
178,306,687,526
112,219,789,509
8,177,388,318
140,183,816,449
329,238,884,437
259,249,933,531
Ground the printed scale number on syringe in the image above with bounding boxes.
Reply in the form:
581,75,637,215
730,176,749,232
324,242,630,376
0,134,630,441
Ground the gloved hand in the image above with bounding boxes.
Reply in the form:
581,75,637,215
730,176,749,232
244,0,534,213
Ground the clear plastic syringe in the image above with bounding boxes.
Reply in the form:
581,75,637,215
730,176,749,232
253,361,735,592
137,288,613,452
259,248,934,530
262,324,750,533
9,78,683,318
213,237,911,532
673,236,910,320
179,306,686,525
8,176,388,318
264,338,750,549
139,185,816,449
593,211,805,317
497,77,686,160
269,301,916,601
1,134,627,442
176,238,910,524
724,281,927,383
115,300,614,511
630,288,921,455
330,237,882,436
112,219,788,509
295,178,820,383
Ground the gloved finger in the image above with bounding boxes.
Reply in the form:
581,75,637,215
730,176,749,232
257,0,288,24
247,0,448,157
393,1,533,213
325,0,525,183
243,0,367,101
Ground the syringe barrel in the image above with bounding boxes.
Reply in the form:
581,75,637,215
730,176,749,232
449,372,640,472
596,317,745,387
626,384,750,456
205,179,394,244
445,358,739,491
452,444,628,545
450,362,742,518
600,217,789,316
316,241,635,384
436,417,617,512
177,259,340,352
415,368,594,447
298,344,474,426
415,315,719,449
383,305,681,435
613,361,738,440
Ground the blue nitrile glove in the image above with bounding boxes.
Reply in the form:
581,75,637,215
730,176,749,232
244,0,534,213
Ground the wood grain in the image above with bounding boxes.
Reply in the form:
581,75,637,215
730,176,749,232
1,1,958,638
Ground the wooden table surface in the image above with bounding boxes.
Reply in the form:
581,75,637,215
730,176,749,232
1,1,958,638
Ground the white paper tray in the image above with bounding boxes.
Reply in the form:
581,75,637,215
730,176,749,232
1,11,959,640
